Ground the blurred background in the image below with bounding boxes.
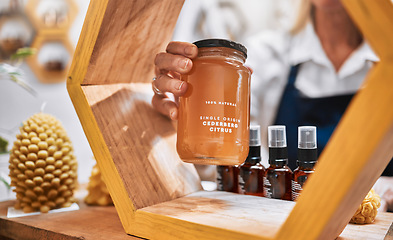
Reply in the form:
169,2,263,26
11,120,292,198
0,0,295,201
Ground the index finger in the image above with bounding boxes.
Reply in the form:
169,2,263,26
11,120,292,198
166,41,198,59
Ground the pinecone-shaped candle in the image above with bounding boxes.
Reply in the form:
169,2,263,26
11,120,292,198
84,164,113,206
8,113,78,213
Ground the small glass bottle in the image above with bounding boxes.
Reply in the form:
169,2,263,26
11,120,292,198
292,126,318,201
239,125,266,196
177,39,251,166
265,126,293,201
216,165,240,193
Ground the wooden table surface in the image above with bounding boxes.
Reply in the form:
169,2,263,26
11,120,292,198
0,198,141,240
0,196,392,240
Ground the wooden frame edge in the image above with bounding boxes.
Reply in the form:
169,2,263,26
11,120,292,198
67,0,107,86
67,83,136,228
130,210,273,240
66,0,136,232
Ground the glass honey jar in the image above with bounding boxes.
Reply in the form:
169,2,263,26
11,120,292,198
177,39,251,165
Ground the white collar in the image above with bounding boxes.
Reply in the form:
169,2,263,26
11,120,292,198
288,22,379,73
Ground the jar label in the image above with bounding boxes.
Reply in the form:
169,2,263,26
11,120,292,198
199,100,240,134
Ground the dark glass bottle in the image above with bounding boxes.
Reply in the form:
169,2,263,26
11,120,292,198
265,125,292,201
217,165,240,193
292,126,317,201
239,125,266,196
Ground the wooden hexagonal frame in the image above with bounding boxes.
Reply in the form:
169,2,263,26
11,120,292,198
27,34,73,83
67,0,393,239
0,12,36,58
25,0,78,35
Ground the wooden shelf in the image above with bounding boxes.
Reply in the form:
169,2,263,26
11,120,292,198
0,193,392,240
0,199,140,240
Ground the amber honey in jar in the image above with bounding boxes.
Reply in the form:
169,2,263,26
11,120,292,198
177,39,251,165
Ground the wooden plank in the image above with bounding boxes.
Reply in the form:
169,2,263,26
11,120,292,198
67,0,108,87
339,213,393,240
83,0,185,85
343,0,393,60
384,222,393,240
135,191,294,240
82,83,202,209
0,200,141,240
67,0,136,232
66,82,136,231
275,1,393,239
1,197,392,240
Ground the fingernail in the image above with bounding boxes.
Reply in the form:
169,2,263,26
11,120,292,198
176,81,185,90
185,46,195,55
179,59,190,69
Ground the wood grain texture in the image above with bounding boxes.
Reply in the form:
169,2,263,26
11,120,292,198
338,213,393,240
67,83,135,231
82,83,202,209
275,1,393,239
67,0,108,87
84,0,185,85
384,222,393,239
67,0,135,232
136,191,294,240
0,199,141,240
1,198,392,240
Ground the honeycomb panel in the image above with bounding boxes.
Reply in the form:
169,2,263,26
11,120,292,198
27,35,73,83
23,0,78,83
0,11,36,58
25,0,78,35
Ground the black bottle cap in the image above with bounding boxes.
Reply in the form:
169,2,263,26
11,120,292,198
193,39,247,58
268,125,288,166
297,160,317,169
298,148,318,162
244,125,262,165
245,146,261,165
269,147,289,166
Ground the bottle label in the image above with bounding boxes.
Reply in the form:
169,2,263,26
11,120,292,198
216,166,225,191
238,172,246,193
291,180,303,201
292,175,308,201
264,177,272,198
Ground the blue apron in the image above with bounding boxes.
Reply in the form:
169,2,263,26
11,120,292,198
273,64,393,176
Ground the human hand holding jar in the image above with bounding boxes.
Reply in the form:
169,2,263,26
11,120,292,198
152,39,251,166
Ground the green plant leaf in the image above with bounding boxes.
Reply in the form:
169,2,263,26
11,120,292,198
0,136,8,153
10,48,37,61
0,176,10,190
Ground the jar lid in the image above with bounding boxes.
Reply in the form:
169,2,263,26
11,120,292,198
193,39,247,58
